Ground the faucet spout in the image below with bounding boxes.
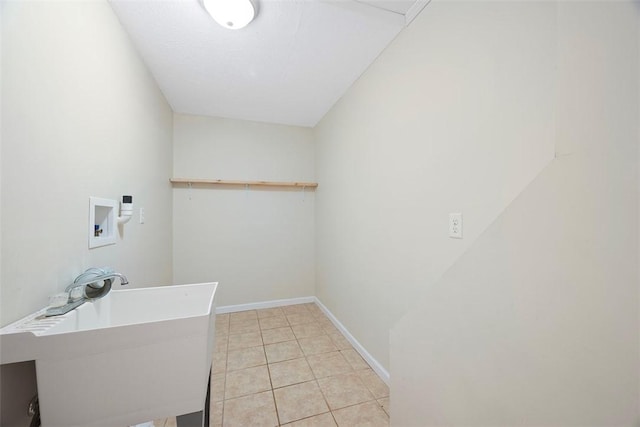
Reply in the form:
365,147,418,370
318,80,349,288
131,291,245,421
45,268,128,317
72,272,129,290
68,267,128,290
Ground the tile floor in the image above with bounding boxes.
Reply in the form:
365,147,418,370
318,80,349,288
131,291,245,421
151,303,389,427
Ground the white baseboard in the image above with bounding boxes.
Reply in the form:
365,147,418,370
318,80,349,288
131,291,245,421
313,297,390,385
214,295,390,385
215,296,315,314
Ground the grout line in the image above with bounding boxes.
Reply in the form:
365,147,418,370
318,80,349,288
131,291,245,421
223,326,230,385
329,410,340,427
300,307,335,421
256,310,281,425
281,410,333,426
219,316,229,427
263,338,282,426
255,308,285,426
313,374,335,422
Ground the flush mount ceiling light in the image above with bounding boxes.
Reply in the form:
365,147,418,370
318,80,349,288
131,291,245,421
202,0,257,30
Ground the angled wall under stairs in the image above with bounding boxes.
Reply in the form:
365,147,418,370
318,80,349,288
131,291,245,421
390,2,640,425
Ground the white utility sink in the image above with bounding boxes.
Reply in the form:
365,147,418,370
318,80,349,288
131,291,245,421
0,282,218,427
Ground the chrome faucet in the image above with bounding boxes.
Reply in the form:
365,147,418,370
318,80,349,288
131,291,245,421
67,268,128,298
45,268,128,317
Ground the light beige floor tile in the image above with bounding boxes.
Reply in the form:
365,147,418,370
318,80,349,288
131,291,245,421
229,310,257,322
210,401,223,427
223,390,278,427
306,351,353,379
227,346,266,371
356,369,389,398
281,412,337,427
282,304,311,316
257,307,285,319
327,333,352,351
298,335,338,356
311,312,328,322
262,326,296,345
229,314,256,325
314,317,333,327
286,313,317,326
211,373,225,402
259,315,289,330
229,318,260,334
317,372,374,410
215,334,229,354
291,323,325,339
225,365,272,399
340,349,368,370
302,303,324,317
332,401,389,427
216,313,230,324
227,331,263,351
377,397,390,416
316,316,340,333
212,351,227,375
273,381,329,424
265,340,305,363
216,325,229,338
216,314,230,333
164,417,177,427
269,357,315,388
319,322,340,335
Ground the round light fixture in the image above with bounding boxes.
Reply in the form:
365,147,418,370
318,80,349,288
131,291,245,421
203,0,256,30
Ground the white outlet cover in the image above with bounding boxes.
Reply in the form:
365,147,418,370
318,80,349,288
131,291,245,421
449,213,463,239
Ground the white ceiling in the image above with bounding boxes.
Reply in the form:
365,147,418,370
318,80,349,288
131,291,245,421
109,0,428,127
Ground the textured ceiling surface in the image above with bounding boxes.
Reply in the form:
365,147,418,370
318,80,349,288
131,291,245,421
109,0,426,127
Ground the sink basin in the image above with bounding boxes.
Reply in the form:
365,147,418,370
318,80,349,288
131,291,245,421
0,282,218,427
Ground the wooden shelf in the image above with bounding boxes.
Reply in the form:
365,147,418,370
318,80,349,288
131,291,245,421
170,178,318,189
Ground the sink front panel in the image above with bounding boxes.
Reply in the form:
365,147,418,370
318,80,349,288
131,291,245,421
37,317,213,427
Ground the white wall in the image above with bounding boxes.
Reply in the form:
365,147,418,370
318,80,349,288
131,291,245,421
389,1,640,425
1,0,173,326
173,114,315,307
314,1,557,372
1,1,173,423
